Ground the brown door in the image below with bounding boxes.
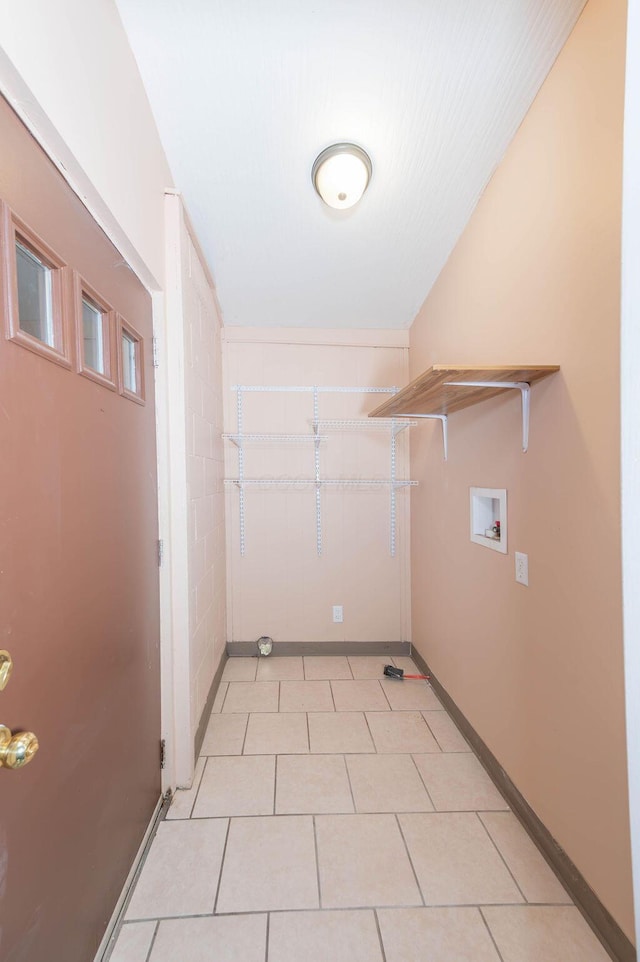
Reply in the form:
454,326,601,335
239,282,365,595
0,98,161,962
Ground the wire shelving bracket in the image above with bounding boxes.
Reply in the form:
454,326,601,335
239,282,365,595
224,385,417,557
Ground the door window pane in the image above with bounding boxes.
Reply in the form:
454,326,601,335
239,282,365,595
16,241,54,345
82,297,104,373
122,331,137,394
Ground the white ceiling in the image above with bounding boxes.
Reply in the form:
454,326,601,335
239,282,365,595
116,0,586,329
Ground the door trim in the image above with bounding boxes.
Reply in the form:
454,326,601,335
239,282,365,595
621,0,640,952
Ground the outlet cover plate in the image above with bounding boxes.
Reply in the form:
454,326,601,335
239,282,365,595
332,605,343,623
515,552,529,586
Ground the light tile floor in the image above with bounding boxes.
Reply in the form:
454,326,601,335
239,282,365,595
110,656,611,962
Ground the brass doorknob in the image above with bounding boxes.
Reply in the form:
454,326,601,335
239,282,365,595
0,724,39,769
0,651,13,691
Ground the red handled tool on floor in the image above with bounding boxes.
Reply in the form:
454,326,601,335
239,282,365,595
383,665,430,680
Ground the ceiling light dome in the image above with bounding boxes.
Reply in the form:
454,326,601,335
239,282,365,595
312,143,372,210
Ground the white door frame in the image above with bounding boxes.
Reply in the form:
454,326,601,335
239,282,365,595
621,0,640,948
156,191,195,789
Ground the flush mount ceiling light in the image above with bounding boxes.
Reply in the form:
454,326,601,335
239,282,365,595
312,143,372,210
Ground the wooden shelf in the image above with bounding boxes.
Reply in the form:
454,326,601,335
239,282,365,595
369,365,560,456
369,366,560,418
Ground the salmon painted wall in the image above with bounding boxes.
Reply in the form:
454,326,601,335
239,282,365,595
223,329,411,645
0,0,173,285
409,0,632,938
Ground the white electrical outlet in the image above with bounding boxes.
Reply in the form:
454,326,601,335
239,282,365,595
332,605,343,623
515,552,529,586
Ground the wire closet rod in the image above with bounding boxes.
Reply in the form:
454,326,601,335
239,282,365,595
231,385,399,394
311,418,418,429
223,434,328,443
224,479,418,486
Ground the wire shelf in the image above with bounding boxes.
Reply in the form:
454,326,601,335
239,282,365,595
223,434,327,444
224,478,417,487
311,418,417,431
231,385,399,394
227,383,417,556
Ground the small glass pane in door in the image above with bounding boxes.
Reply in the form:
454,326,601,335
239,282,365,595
15,241,54,345
82,298,104,373
122,331,137,394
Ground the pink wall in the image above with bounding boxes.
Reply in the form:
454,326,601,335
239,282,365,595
408,0,632,938
0,0,173,287
223,329,411,645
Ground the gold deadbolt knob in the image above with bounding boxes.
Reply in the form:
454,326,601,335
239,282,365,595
0,651,13,691
0,724,39,770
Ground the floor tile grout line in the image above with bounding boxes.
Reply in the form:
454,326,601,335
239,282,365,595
373,908,388,962
475,812,528,904
240,713,250,755
305,712,311,753
329,680,337,711
312,814,323,909
395,813,426,907
265,912,270,962
277,681,281,712
190,755,212,819
186,757,206,818
343,753,359,814
478,906,508,962
420,713,445,753
409,753,437,811
214,704,448,712
422,708,471,752
378,678,394,711
185,808,523,822
273,755,278,815
219,682,231,712
125,900,578,928
212,818,232,915
142,919,160,962
480,901,577,907
362,711,379,754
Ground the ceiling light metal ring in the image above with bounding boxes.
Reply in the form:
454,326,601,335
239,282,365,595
312,143,372,210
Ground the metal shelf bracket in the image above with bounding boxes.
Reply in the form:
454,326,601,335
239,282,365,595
401,414,449,461
444,380,531,452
